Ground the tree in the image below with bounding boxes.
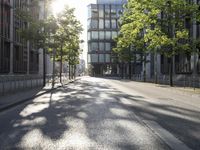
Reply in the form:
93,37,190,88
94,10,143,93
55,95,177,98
115,0,200,86
55,6,83,82
17,1,83,86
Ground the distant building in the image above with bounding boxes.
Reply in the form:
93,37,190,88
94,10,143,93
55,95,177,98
87,0,127,76
87,0,200,87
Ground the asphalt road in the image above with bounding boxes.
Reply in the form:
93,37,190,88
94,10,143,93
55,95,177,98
0,76,199,150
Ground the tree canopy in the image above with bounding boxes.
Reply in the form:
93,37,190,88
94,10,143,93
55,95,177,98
115,0,200,57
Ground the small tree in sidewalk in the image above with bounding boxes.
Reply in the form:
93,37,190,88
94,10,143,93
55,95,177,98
115,0,200,86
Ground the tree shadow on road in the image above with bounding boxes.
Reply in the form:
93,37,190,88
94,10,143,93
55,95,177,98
0,78,199,149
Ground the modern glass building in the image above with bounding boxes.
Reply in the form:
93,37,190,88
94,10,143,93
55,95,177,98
87,0,127,76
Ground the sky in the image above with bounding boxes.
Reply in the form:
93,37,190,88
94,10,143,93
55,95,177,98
51,0,96,67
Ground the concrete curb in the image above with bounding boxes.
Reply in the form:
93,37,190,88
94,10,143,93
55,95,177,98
0,78,80,113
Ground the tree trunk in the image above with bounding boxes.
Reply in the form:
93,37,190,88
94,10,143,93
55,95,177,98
71,65,73,79
143,54,147,82
154,53,158,84
74,65,76,79
169,57,173,87
43,48,46,87
129,46,132,80
52,49,56,88
129,61,132,80
69,63,71,80
121,62,124,79
60,45,63,83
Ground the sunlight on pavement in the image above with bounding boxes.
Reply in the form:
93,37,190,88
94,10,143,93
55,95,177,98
110,108,131,117
20,94,51,117
13,117,47,127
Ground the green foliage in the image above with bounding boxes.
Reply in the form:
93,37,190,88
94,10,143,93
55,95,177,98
115,0,200,59
17,1,83,66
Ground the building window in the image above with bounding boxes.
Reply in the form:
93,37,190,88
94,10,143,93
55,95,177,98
91,31,98,40
88,32,91,40
111,19,117,29
88,54,91,63
91,5,98,18
0,40,10,73
105,19,110,29
87,19,91,29
99,19,104,29
111,5,117,18
105,54,110,63
91,54,98,63
99,42,104,51
117,6,123,18
105,31,111,40
99,54,105,63
99,5,104,18
105,5,110,18
88,5,92,18
105,42,111,51
112,31,118,39
161,55,170,74
90,42,98,51
91,19,98,29
99,31,105,40
175,54,192,74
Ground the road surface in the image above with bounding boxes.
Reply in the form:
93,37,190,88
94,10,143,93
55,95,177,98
0,76,199,150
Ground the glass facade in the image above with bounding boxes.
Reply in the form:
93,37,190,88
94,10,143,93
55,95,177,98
87,1,125,75
105,19,110,29
99,19,104,29
99,31,105,40
91,31,98,40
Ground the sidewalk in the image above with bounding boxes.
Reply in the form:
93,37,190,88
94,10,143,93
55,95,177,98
118,79,200,98
0,78,80,112
106,77,200,98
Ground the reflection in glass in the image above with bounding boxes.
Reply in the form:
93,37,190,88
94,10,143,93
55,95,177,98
99,31,105,40
99,54,105,63
112,31,118,39
105,5,110,18
105,31,111,40
111,19,117,29
91,5,98,18
87,19,91,29
91,54,98,62
117,6,123,18
99,5,104,18
88,5,91,18
91,31,98,40
91,42,98,51
105,19,110,29
88,32,91,40
91,20,98,29
99,19,104,29
111,5,117,18
99,42,104,51
88,54,91,63
105,54,110,62
105,42,111,51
